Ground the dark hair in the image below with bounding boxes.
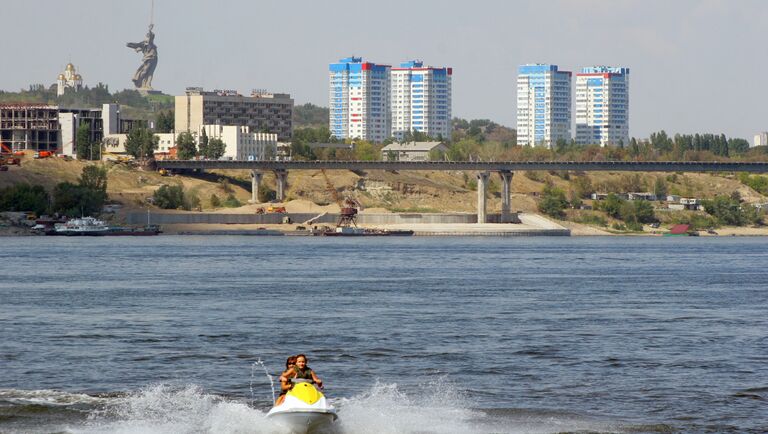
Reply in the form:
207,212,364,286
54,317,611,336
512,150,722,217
295,354,307,362
286,356,297,369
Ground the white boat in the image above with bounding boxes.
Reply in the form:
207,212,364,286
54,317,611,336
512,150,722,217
266,379,337,433
52,217,110,236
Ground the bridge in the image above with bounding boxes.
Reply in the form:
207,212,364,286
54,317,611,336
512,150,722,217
156,160,768,224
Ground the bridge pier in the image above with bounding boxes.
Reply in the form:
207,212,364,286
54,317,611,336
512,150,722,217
477,171,489,224
274,169,288,201
250,170,263,203
499,170,514,223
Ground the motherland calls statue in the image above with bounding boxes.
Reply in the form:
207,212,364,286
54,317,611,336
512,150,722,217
126,24,158,91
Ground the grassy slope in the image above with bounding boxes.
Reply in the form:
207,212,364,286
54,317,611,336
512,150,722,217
2,158,766,229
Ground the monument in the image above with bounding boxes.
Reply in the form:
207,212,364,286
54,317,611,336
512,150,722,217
127,2,159,94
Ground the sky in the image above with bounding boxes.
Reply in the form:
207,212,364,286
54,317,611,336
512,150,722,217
2,0,767,141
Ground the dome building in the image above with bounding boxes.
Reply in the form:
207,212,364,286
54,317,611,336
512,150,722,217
56,63,83,96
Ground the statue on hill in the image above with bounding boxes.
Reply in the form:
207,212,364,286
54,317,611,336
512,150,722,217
126,24,158,90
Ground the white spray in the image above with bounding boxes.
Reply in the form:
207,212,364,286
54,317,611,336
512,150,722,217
250,359,276,406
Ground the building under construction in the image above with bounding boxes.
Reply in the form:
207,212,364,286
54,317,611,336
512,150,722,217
0,104,60,151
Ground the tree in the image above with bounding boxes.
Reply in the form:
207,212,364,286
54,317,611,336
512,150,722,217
155,110,174,133
653,177,668,199
153,185,185,209
207,138,226,160
76,123,92,160
79,165,108,200
538,184,568,218
198,128,209,158
0,184,50,215
125,127,159,160
600,193,625,219
702,195,762,226
176,131,197,160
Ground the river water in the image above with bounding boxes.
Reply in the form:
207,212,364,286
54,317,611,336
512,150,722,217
0,236,766,433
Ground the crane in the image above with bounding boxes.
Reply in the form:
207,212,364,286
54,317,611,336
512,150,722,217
320,169,361,227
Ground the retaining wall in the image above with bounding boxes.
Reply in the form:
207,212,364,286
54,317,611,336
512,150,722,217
127,212,519,225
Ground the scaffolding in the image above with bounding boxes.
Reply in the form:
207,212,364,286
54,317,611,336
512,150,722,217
0,104,60,151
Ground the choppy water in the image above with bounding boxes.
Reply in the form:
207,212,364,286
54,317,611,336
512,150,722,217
1,236,766,433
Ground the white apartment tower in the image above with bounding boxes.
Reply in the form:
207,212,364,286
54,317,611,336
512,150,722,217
516,64,572,147
575,66,630,146
329,57,391,143
390,61,452,141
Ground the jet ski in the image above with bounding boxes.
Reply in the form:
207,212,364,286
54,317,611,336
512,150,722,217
266,378,338,433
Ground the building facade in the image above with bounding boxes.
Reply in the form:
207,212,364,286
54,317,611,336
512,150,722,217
390,61,452,141
575,66,630,147
175,88,293,141
516,64,572,147
754,132,768,148
201,125,277,160
380,141,448,161
329,57,391,143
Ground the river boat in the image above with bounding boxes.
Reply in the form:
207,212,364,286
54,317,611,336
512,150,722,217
320,226,414,237
48,217,161,236
266,379,337,434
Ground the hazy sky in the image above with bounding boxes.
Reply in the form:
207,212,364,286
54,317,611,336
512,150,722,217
2,0,767,140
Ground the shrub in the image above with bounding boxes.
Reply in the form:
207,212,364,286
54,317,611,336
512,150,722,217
538,184,568,218
153,185,185,209
0,184,49,215
222,194,242,208
210,194,221,208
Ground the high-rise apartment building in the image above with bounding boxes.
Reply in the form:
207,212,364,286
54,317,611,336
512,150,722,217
390,61,452,141
575,66,630,146
329,57,391,143
175,88,293,141
516,64,572,147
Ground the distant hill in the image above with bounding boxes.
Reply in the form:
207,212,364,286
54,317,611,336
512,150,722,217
293,103,329,128
0,84,173,121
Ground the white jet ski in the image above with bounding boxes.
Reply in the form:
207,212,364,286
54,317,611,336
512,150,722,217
266,378,338,433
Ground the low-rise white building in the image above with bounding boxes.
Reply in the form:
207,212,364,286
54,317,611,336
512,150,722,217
754,132,768,148
380,141,448,161
200,125,277,160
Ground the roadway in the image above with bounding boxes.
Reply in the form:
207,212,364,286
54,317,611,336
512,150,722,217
156,160,768,173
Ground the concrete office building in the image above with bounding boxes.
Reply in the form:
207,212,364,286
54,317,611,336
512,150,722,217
516,64,572,148
175,88,293,141
329,57,391,143
390,61,452,141
575,66,630,146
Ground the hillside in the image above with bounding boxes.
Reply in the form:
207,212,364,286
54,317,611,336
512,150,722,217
2,156,767,235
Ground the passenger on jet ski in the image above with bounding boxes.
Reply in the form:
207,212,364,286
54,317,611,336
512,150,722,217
275,355,297,405
280,354,324,389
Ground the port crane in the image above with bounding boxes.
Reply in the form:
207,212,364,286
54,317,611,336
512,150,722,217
320,169,361,227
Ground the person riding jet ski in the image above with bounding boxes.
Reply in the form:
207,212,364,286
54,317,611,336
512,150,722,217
268,354,336,432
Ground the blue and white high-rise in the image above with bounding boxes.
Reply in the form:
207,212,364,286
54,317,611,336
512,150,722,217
516,64,572,148
391,61,452,141
575,66,630,147
329,57,391,143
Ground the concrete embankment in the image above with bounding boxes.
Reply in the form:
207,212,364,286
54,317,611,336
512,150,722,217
126,211,569,236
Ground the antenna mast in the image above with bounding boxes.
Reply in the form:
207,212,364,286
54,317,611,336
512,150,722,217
149,0,155,27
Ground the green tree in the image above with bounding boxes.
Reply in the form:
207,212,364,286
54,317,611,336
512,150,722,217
207,138,226,159
653,177,668,199
176,131,197,160
155,110,174,133
153,185,185,209
538,184,568,218
0,184,50,215
198,128,209,158
702,195,762,226
600,193,625,219
79,165,108,201
125,127,159,160
76,123,92,160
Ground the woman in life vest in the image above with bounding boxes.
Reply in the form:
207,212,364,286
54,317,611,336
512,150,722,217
275,355,297,405
280,354,324,389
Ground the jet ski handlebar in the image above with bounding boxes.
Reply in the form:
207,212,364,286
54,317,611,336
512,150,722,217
290,378,315,384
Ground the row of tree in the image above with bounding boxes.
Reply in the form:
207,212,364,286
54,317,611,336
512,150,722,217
0,166,108,217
